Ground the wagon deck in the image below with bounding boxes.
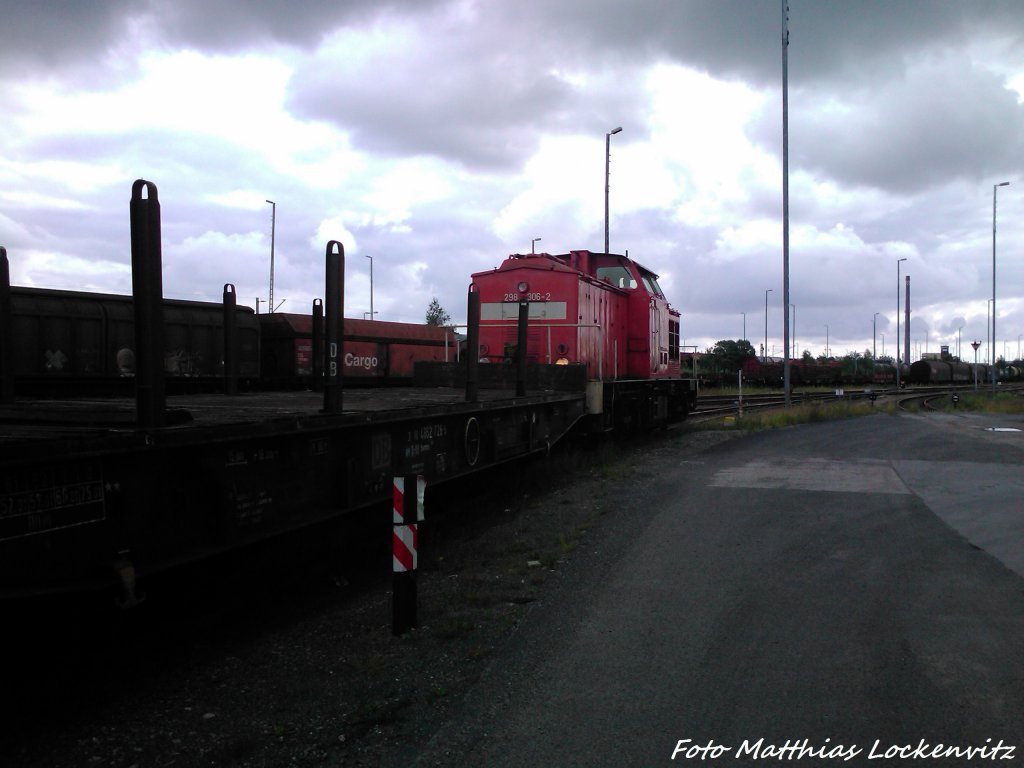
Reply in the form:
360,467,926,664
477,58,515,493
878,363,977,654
0,386,587,599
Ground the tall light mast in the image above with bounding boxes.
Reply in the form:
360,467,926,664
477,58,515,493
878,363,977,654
266,200,276,313
781,0,792,405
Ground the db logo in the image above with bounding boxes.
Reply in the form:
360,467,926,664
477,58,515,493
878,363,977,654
344,352,379,369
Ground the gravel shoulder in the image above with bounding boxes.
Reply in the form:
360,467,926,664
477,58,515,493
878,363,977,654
1,426,741,768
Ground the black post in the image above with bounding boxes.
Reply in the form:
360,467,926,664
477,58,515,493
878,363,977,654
323,241,344,413
0,247,13,403
516,298,529,397
223,284,238,395
311,299,324,392
129,180,166,428
466,284,480,402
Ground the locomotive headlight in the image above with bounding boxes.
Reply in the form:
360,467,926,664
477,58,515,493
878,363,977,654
516,281,529,294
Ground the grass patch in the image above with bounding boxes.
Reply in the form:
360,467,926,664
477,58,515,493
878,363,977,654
558,532,579,554
701,400,887,431
943,392,1024,414
707,385,836,396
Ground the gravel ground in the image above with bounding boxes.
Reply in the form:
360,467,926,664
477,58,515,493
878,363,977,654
1,426,741,768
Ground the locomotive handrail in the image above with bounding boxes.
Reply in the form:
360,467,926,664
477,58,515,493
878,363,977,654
474,319,606,379
506,322,604,380
450,319,606,376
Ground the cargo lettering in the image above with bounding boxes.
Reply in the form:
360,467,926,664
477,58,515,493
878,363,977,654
344,352,379,369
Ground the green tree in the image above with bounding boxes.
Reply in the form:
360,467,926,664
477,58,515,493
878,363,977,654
708,339,756,373
425,297,451,327
840,352,863,376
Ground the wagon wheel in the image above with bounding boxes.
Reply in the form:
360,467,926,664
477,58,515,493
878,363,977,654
464,416,481,467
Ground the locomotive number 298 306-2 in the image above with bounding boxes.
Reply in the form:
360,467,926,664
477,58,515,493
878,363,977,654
503,292,551,302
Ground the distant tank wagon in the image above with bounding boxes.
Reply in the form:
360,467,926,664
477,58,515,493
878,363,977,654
909,359,997,385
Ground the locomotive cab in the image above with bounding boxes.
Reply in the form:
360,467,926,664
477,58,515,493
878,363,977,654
472,250,681,382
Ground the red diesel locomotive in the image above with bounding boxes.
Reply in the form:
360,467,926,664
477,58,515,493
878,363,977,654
471,250,696,426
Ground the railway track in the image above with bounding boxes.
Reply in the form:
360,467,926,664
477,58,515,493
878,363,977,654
690,383,1024,421
896,383,1024,413
690,388,882,423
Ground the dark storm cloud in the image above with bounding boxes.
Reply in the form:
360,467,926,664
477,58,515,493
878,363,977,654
0,1,126,71
284,6,652,173
9,1,1022,178
789,60,1024,194
288,0,1023,175
0,0,440,69
139,0,451,53
287,46,587,171
514,0,1024,85
9,1,1023,88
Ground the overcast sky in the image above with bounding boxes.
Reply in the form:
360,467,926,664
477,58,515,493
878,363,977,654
3,0,1023,363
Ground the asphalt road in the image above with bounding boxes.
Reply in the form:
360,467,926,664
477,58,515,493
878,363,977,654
416,411,1024,767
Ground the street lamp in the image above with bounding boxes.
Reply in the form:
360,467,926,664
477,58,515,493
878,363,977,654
365,254,375,320
531,237,542,254
764,289,773,362
873,312,879,362
993,181,1009,391
741,312,746,341
896,257,907,387
266,200,276,314
958,325,964,361
604,126,622,254
825,324,830,359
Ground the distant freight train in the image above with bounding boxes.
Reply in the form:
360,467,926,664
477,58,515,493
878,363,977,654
741,357,898,387
686,354,900,388
908,358,1022,385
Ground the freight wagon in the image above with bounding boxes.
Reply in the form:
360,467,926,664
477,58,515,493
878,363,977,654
8,286,261,394
259,313,457,386
5,287,457,396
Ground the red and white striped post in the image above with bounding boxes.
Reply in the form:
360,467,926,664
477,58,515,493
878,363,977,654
392,474,425,635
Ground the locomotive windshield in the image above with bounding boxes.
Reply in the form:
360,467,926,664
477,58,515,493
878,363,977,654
595,260,665,298
596,265,636,289
639,271,664,298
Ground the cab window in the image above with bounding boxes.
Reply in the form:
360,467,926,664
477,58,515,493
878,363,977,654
640,272,664,298
596,265,636,289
